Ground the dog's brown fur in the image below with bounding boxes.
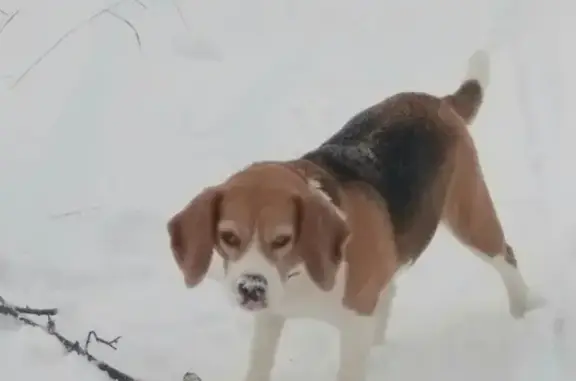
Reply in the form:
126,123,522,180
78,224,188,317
168,51,514,316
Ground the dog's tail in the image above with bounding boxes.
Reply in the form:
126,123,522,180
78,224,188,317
443,49,490,125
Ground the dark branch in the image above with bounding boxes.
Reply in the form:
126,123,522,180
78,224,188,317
14,305,59,316
0,297,58,316
0,297,138,381
85,330,122,352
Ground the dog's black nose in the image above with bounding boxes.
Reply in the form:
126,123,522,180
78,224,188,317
237,273,268,302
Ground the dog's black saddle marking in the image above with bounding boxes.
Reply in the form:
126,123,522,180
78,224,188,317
302,108,449,235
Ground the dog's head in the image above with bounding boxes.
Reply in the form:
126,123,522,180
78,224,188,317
167,162,349,312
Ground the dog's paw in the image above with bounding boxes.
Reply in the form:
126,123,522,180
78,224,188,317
242,370,272,381
372,335,385,347
510,290,548,319
242,377,270,381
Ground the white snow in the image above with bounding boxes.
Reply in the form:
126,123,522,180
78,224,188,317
1,0,575,380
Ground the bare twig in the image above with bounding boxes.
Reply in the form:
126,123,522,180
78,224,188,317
1,296,205,381
0,9,20,38
0,296,58,316
85,330,122,352
47,314,56,333
11,7,108,88
0,296,139,381
133,0,147,9
104,10,141,49
172,1,190,31
0,8,8,16
49,205,102,220
11,0,144,89
14,305,59,316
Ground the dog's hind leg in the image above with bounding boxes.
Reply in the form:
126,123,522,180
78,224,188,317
372,282,396,346
441,134,545,319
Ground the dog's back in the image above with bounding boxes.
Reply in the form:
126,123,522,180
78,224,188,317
302,50,490,263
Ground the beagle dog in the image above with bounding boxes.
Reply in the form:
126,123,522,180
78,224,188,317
167,49,545,381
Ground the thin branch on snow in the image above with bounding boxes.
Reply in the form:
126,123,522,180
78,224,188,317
49,205,102,220
172,1,190,31
104,10,142,49
0,8,8,16
0,9,20,38
0,296,138,381
11,0,144,89
133,0,148,9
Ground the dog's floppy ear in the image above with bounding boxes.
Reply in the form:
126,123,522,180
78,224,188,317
168,186,223,287
294,193,349,291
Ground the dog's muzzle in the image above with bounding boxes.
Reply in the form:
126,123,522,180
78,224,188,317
236,273,268,311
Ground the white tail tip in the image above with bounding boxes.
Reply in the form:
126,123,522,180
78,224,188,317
465,49,490,90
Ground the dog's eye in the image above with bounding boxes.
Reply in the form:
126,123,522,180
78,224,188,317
270,234,292,250
219,230,241,247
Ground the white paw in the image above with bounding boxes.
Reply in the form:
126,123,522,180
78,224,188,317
336,371,367,381
526,291,548,311
509,290,547,319
372,335,385,347
242,371,271,381
243,377,269,381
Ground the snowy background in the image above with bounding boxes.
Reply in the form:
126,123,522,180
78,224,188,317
1,0,575,380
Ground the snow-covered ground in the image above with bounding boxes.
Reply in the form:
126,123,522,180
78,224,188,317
1,0,575,380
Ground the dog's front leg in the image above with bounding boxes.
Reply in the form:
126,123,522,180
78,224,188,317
336,312,377,381
243,312,285,381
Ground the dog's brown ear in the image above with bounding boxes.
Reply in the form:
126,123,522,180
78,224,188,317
294,194,349,291
168,186,223,287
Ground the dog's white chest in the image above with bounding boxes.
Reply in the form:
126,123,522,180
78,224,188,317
271,265,348,324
